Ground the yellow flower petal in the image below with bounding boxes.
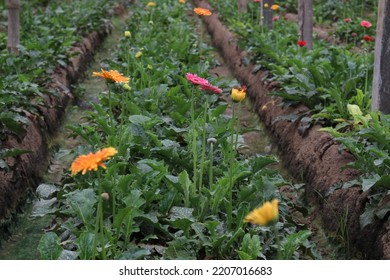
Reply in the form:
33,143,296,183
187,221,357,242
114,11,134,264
244,199,279,226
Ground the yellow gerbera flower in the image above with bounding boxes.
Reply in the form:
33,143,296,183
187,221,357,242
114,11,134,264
231,86,246,103
194,7,212,16
244,199,279,226
271,4,280,11
147,2,156,7
92,69,130,83
70,147,118,176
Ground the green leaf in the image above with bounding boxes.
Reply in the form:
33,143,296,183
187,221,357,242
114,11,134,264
281,230,311,260
178,170,192,205
75,232,95,260
66,188,97,226
360,206,376,229
238,233,262,260
38,232,63,260
59,250,78,260
0,115,26,136
361,175,380,192
129,115,151,125
159,191,177,214
116,245,151,260
0,148,31,159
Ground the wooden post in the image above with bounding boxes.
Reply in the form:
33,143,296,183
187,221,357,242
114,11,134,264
262,0,274,29
238,0,247,13
298,0,313,49
6,0,20,54
371,0,390,113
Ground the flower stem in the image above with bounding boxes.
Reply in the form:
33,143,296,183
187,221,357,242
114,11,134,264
209,142,214,188
235,102,242,153
93,177,106,260
198,100,208,192
191,89,197,196
273,224,282,260
227,103,236,230
363,46,369,96
107,85,114,146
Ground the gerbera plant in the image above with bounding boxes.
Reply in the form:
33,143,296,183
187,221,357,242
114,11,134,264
185,72,222,197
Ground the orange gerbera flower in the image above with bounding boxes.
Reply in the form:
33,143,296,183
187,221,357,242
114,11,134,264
92,69,130,83
194,7,212,16
70,147,118,175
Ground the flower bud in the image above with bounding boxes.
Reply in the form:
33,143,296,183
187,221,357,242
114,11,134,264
101,192,110,201
123,83,131,91
135,51,143,58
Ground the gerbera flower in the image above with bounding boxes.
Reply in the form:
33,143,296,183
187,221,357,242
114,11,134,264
186,73,210,86
271,4,280,11
199,83,222,94
244,199,279,226
297,40,307,47
231,86,246,102
179,0,185,3
363,35,375,42
194,7,212,16
147,2,156,7
92,69,130,83
360,20,372,28
70,147,118,176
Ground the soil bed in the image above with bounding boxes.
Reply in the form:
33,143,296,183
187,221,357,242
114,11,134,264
193,0,390,259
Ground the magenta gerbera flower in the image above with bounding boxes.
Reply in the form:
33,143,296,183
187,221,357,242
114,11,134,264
199,83,222,94
186,73,209,86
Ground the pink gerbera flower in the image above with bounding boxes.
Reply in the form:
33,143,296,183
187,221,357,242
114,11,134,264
199,83,222,94
360,20,372,28
186,73,209,86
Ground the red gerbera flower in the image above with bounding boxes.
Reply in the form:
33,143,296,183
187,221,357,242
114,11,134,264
363,35,375,42
297,40,307,47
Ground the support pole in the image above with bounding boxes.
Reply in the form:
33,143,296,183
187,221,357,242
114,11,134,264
238,0,247,13
372,0,390,113
262,0,274,30
298,0,313,50
6,0,21,54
